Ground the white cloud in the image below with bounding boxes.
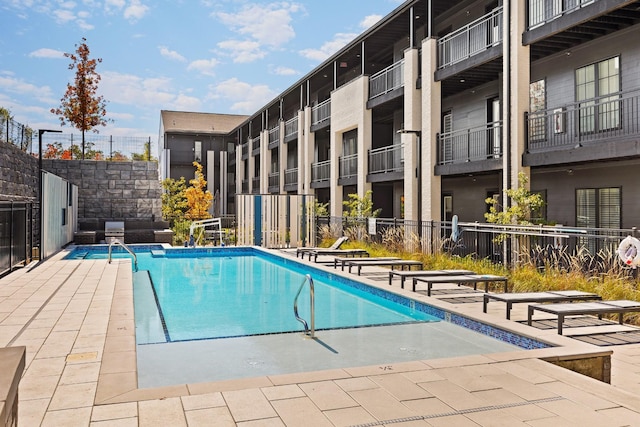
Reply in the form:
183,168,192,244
77,19,94,30
0,74,54,101
99,71,191,110
159,46,186,62
28,48,65,59
187,58,219,76
208,78,275,114
124,0,148,22
105,0,126,12
215,2,302,47
360,14,382,30
53,9,76,24
216,40,265,64
272,66,298,76
299,32,356,62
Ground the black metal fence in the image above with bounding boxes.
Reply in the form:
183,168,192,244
38,133,156,161
0,202,35,277
0,116,34,152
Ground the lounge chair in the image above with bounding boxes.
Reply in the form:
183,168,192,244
334,256,399,270
412,274,508,296
344,258,423,275
527,300,640,334
296,236,348,258
307,248,369,263
388,269,475,288
483,290,602,319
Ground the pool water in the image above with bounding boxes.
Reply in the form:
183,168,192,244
132,251,438,343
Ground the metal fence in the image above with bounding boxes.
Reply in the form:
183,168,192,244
37,133,156,161
0,116,34,152
0,201,35,277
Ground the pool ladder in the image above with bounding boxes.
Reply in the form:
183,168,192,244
108,239,138,271
293,274,315,338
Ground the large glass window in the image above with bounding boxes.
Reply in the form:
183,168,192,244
576,57,620,134
576,187,620,229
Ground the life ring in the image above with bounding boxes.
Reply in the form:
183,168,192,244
617,235,640,267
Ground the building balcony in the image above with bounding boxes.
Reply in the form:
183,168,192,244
284,116,298,142
241,179,249,194
339,153,358,182
369,60,404,100
367,143,404,182
241,143,249,160
251,136,260,156
268,126,280,150
524,89,640,167
311,160,330,187
284,167,298,191
311,99,331,131
268,172,280,193
435,122,503,175
251,177,260,194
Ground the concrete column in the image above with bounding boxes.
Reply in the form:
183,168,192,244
279,120,286,194
301,107,314,195
235,144,242,195
260,130,268,193
403,47,421,222
421,37,442,222
329,122,342,218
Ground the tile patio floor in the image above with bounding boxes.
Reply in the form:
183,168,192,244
1,248,640,426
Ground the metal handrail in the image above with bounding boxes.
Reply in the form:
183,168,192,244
108,239,138,271
293,274,315,337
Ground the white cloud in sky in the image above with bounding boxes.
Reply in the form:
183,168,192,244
187,58,219,76
272,66,298,76
28,48,65,59
299,32,356,62
158,46,186,62
216,40,266,64
124,0,149,22
360,14,382,29
208,78,275,114
0,74,53,101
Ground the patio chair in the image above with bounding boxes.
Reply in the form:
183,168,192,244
388,269,475,288
483,290,602,320
307,248,369,263
412,274,508,295
344,258,423,275
296,236,348,258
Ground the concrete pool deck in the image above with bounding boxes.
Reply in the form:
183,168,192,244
0,248,639,426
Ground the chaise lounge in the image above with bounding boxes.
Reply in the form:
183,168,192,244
388,269,475,288
412,274,508,296
344,258,423,275
483,290,602,319
296,236,348,258
527,300,640,334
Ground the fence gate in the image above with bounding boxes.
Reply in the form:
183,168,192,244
0,201,34,277
236,194,315,248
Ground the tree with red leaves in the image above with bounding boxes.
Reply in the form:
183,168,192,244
51,38,110,159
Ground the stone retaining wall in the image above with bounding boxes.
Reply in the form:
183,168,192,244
0,142,38,202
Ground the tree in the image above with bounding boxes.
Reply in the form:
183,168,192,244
0,107,12,144
343,190,381,218
162,176,188,221
51,38,110,159
484,172,545,226
184,162,213,220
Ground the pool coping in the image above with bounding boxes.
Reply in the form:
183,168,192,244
92,246,613,405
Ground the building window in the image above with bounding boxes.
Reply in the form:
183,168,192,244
442,194,453,222
194,140,202,162
576,56,620,134
576,187,621,229
529,79,546,141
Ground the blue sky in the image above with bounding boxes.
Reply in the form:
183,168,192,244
0,0,404,139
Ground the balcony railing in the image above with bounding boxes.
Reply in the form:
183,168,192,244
241,142,249,159
311,160,330,183
438,7,503,69
285,167,298,186
251,177,260,194
268,172,280,193
312,99,331,126
437,121,503,165
369,60,405,99
368,144,403,174
285,116,298,139
268,126,280,148
241,179,249,193
526,89,640,152
528,0,595,29
251,136,260,154
339,153,358,179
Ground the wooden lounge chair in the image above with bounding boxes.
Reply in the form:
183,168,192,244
412,274,508,296
527,300,640,334
296,236,348,258
483,290,602,319
388,269,475,288
344,258,423,275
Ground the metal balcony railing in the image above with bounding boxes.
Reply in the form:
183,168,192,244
241,179,249,193
527,0,595,29
311,160,330,183
368,143,403,174
526,89,639,151
241,143,249,159
251,136,261,154
339,153,358,179
437,121,503,165
369,60,405,99
251,177,260,194
268,126,280,148
438,7,503,69
311,99,331,126
285,116,298,139
268,172,280,192
285,167,298,186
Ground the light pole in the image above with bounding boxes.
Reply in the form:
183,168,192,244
38,129,62,261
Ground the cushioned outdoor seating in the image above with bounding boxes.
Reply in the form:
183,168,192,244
296,236,348,258
527,300,640,334
388,269,475,288
344,258,423,275
483,290,602,319
412,274,508,296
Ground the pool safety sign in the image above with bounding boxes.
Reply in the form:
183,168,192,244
368,218,377,235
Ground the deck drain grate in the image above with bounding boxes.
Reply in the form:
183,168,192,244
348,396,565,427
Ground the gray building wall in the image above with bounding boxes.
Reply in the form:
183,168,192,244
42,160,163,225
0,141,39,201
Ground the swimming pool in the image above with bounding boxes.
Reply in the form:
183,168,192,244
67,245,549,387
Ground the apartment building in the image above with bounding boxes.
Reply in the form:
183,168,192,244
160,0,640,228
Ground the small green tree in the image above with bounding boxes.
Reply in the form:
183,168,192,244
161,176,188,221
485,172,544,226
343,190,381,218
313,200,329,216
